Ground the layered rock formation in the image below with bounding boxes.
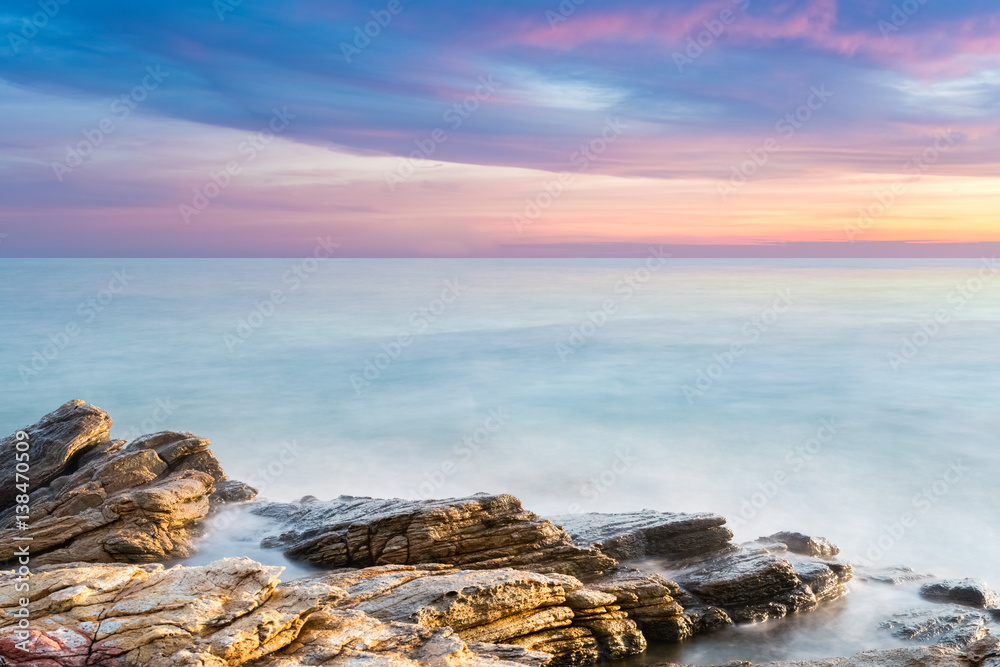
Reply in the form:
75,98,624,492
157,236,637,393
255,494,615,576
880,606,995,648
549,511,734,561
758,531,841,559
0,400,256,565
921,580,1000,610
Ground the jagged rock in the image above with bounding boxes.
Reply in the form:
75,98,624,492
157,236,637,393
549,510,734,561
256,494,615,576
0,401,257,565
879,606,995,647
312,563,646,664
0,557,341,666
921,579,999,609
675,549,852,624
854,565,934,585
760,532,840,559
650,640,994,665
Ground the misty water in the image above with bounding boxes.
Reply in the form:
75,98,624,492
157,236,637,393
2,258,998,663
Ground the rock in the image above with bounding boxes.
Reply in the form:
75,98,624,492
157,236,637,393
760,532,840,559
854,565,934,585
0,557,341,667
879,606,994,647
312,563,646,664
255,494,615,576
675,549,852,624
549,510,734,561
920,579,999,609
0,402,257,565
648,643,980,666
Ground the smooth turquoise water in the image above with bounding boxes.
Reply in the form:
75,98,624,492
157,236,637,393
2,258,998,660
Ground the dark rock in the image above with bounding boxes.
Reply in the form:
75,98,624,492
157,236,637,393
760,531,840,559
879,605,993,647
920,579,999,609
549,510,734,561
255,493,616,577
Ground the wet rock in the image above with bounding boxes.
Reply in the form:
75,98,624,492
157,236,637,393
255,494,615,576
854,565,934,585
760,532,840,559
0,402,257,565
650,643,980,665
549,510,734,561
675,549,852,624
920,579,999,609
879,605,993,647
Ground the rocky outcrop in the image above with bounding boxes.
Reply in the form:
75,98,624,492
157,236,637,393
759,532,840,559
0,400,256,565
549,511,734,561
256,494,615,576
651,636,1000,666
879,606,995,648
674,548,853,624
921,580,1000,610
0,558,546,667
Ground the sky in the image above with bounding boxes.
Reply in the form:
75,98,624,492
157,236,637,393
1,0,998,257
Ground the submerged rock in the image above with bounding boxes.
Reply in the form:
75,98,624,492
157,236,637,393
549,510,734,561
854,565,934,585
880,606,995,647
255,494,615,576
921,579,999,610
0,401,257,565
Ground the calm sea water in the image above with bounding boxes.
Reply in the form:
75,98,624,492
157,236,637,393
2,258,998,662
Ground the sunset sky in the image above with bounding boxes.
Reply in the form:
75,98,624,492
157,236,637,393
1,0,998,256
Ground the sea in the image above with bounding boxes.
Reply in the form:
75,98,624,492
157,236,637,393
2,258,998,663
